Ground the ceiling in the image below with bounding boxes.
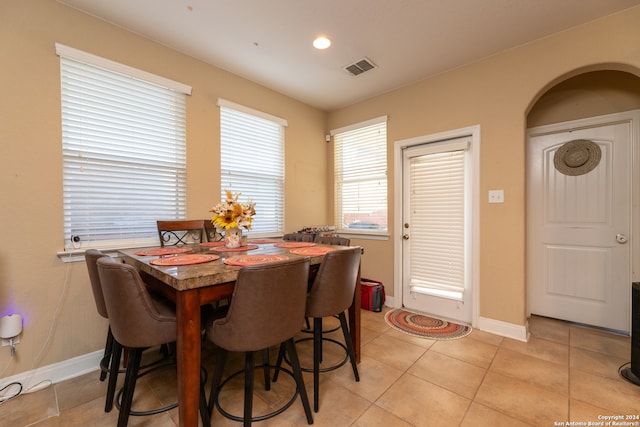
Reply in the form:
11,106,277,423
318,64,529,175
58,0,640,111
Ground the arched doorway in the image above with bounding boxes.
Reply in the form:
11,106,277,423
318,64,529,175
526,69,640,333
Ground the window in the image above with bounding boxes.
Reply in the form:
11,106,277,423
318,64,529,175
218,99,286,236
331,116,388,234
57,44,191,251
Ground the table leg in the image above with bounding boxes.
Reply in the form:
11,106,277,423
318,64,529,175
348,266,362,363
176,290,202,427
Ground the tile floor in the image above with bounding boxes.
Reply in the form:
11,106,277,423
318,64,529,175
3,308,640,426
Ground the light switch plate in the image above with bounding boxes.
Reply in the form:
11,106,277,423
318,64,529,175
488,189,504,203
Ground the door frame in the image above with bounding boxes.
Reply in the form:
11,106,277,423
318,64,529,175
393,125,481,327
526,109,640,330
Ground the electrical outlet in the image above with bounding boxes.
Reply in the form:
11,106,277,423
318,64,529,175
488,189,504,203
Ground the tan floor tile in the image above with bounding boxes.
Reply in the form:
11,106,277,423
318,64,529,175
362,333,427,371
408,350,486,399
501,335,569,365
490,347,568,394
1,384,58,427
376,373,471,427
430,336,498,369
55,370,113,412
570,368,640,414
474,371,568,425
460,402,533,427
570,346,629,381
353,404,413,427
569,399,616,424
528,315,570,344
382,326,438,349
327,354,404,403
467,328,504,347
569,325,630,359
291,381,371,427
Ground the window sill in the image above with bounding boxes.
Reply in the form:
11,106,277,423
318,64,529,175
57,244,153,263
338,231,389,241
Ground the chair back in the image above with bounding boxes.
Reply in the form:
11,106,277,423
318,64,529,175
283,233,314,242
97,257,176,348
85,249,109,319
314,236,350,246
306,247,361,318
157,219,205,246
203,219,223,243
210,258,310,352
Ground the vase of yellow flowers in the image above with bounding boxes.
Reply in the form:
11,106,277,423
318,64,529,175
210,190,256,248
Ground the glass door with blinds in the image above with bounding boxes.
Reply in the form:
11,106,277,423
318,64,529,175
401,137,472,323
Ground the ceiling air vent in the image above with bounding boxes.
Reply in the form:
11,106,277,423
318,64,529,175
344,57,376,76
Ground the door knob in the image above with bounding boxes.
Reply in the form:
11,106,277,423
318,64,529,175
402,234,410,240
616,234,628,244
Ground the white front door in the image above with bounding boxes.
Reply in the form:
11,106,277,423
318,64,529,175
527,112,636,332
401,137,473,323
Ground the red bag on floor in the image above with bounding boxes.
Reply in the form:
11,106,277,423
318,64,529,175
361,279,385,312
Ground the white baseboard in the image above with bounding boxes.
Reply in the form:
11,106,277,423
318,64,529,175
384,295,395,307
477,316,529,342
0,350,102,391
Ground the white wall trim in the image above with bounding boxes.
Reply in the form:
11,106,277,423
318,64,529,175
0,350,102,391
478,316,529,342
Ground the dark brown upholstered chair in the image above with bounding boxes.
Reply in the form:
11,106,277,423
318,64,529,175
205,258,313,427
282,233,314,242
85,249,119,411
97,257,208,427
314,235,350,246
305,235,350,331
156,219,205,246
275,247,361,412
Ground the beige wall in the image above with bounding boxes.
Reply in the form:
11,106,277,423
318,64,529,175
328,6,640,326
0,0,328,377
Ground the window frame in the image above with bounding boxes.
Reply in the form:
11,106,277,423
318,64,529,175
218,99,287,237
331,116,389,238
56,44,191,259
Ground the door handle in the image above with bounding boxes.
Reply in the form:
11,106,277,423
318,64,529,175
616,234,628,244
402,234,410,240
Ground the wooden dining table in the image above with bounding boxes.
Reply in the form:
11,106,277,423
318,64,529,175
119,240,362,427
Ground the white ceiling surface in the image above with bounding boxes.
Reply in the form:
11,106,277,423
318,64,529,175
59,0,640,111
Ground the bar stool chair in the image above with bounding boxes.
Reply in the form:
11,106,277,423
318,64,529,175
97,256,209,427
275,247,361,412
283,233,315,242
204,258,314,427
305,235,351,332
156,219,205,246
84,249,120,411
314,235,350,246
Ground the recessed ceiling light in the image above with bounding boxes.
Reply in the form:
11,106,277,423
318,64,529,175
313,36,331,50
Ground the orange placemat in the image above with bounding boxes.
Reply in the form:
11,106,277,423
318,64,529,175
290,246,337,256
274,242,316,248
224,254,289,266
150,254,220,266
248,239,283,244
135,247,193,256
199,241,225,247
209,245,259,253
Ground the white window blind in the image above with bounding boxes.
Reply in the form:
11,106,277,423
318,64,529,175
408,141,468,300
332,117,388,233
219,100,285,235
59,48,189,251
